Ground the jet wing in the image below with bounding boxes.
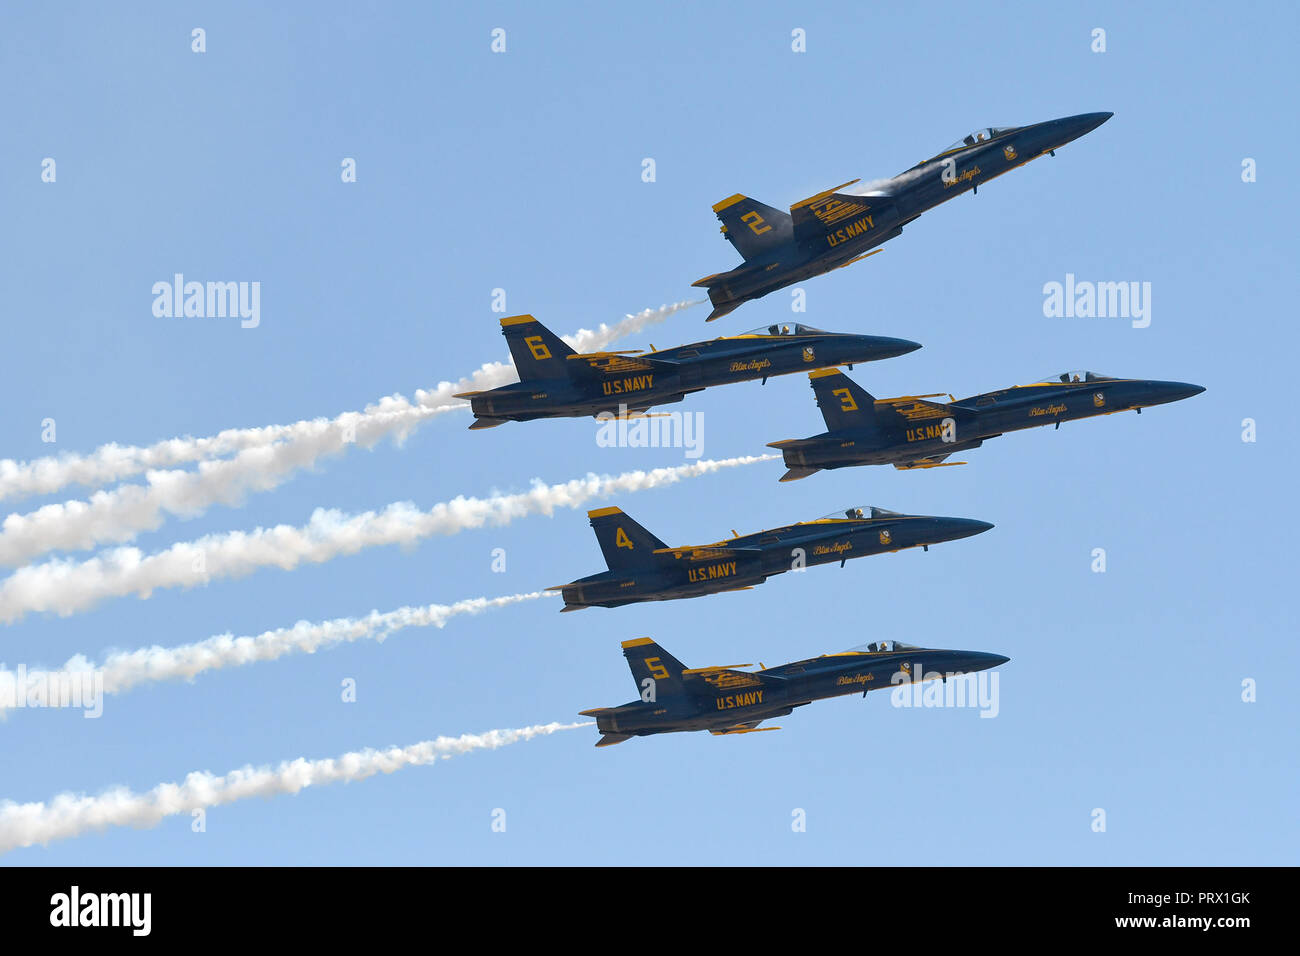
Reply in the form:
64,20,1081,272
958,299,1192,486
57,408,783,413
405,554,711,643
708,721,781,736
893,454,965,470
874,394,955,421
567,352,682,379
683,665,784,691
790,181,897,246
893,438,987,469
652,545,761,561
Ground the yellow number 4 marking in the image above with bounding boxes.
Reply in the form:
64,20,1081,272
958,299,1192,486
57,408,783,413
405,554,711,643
524,335,552,361
615,527,634,550
832,387,858,412
741,211,771,236
644,657,670,680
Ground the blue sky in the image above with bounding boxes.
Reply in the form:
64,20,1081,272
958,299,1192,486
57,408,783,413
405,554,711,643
0,0,1295,864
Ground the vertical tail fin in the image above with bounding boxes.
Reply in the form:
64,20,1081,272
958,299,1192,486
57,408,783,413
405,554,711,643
711,194,794,260
809,368,878,431
587,507,668,571
621,638,688,699
500,314,576,381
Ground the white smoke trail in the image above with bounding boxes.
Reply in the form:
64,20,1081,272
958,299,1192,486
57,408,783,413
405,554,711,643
0,721,591,855
0,301,699,505
0,591,551,713
0,454,774,624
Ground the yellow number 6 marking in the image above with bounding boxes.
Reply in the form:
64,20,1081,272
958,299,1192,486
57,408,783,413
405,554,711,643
832,387,858,412
741,211,771,236
616,527,634,550
524,335,552,360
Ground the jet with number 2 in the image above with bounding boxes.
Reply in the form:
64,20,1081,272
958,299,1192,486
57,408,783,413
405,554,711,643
769,367,1205,480
454,314,919,429
692,112,1113,321
548,504,992,611
579,637,1010,746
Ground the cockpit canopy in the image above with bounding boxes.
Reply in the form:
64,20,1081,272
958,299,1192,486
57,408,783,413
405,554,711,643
942,126,1017,152
846,640,919,654
818,506,901,521
1035,370,1116,384
741,322,826,336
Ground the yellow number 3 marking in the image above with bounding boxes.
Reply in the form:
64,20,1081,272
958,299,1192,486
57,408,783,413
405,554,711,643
524,335,552,360
741,211,771,236
645,657,670,680
616,527,634,550
832,387,858,412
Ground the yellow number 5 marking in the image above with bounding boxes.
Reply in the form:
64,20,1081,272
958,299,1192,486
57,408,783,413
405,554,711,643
645,657,670,680
616,527,634,550
524,335,552,360
741,211,771,236
832,387,858,412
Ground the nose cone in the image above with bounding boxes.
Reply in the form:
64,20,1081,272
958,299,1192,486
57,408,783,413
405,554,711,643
968,652,1010,671
926,517,994,544
853,335,922,362
948,518,995,541
1046,111,1113,148
1165,381,1205,402
1138,380,1205,408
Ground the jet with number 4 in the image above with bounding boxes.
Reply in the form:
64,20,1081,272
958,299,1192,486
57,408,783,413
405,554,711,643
579,637,1010,746
454,314,920,429
692,112,1113,321
769,367,1206,480
548,504,992,611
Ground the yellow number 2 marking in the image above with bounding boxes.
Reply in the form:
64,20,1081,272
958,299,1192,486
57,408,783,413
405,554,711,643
832,387,858,412
644,657,670,680
616,527,634,550
524,335,552,361
741,211,771,236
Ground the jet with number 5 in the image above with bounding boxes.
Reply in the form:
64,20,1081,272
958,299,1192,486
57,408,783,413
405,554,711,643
579,637,1010,746
454,314,919,429
548,504,992,611
769,367,1205,480
692,112,1113,320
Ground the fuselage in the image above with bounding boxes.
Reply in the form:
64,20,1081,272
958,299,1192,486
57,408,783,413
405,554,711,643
780,376,1204,472
708,113,1113,309
469,329,919,422
557,511,992,610
594,647,1009,738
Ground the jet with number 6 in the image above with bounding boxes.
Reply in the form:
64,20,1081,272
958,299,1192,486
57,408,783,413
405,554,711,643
548,504,992,611
692,112,1113,320
454,314,919,429
769,367,1205,480
579,637,1010,746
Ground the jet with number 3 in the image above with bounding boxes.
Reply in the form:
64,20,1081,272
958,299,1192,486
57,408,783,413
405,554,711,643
692,112,1113,320
768,367,1205,480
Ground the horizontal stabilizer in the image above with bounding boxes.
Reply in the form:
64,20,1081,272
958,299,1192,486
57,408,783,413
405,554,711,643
779,466,821,482
595,733,632,748
468,417,506,430
705,301,741,322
